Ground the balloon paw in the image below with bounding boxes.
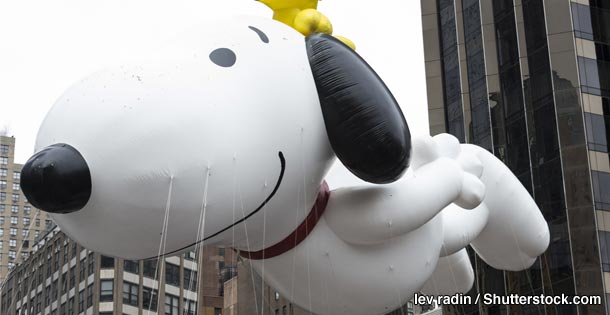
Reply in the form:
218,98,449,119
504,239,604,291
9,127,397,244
431,134,486,209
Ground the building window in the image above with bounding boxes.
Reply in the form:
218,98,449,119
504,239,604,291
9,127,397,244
10,216,17,225
0,180,5,189
54,251,60,270
35,218,39,227
23,217,30,226
215,308,222,315
46,254,52,276
79,258,86,280
143,259,158,278
0,204,4,212
68,297,74,315
87,253,95,275
61,272,68,292
183,270,197,291
579,56,602,95
165,294,179,315
0,145,8,155
10,205,17,213
0,157,7,165
9,239,16,247
0,192,5,201
36,293,42,313
142,287,158,311
13,171,20,180
599,231,610,272
69,267,75,288
45,285,51,305
87,283,94,306
0,216,3,225
0,169,7,177
585,112,610,152
78,290,84,313
60,302,66,315
10,228,16,236
0,228,4,237
100,255,114,269
122,282,139,306
572,3,595,40
12,183,19,191
593,171,610,211
100,280,113,302
184,299,197,315
52,279,58,299
11,193,18,203
184,250,197,261
165,263,180,287
8,250,15,259
22,229,29,237
124,260,139,274
24,206,30,215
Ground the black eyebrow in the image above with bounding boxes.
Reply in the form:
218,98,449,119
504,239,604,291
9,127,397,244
248,26,269,43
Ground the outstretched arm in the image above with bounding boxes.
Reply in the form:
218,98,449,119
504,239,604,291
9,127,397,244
464,144,550,270
324,135,485,245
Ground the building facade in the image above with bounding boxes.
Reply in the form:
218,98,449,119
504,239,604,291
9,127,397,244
223,260,312,315
222,259,427,315
0,227,236,315
0,135,53,283
421,0,610,314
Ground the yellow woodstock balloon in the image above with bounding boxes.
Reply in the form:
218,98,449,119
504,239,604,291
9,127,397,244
257,0,356,50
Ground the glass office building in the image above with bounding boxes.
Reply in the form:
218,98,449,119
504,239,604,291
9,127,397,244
421,0,610,314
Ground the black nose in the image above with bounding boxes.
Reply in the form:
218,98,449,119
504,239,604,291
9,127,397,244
21,144,92,214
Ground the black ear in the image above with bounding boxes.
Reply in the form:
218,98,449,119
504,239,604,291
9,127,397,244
306,33,411,184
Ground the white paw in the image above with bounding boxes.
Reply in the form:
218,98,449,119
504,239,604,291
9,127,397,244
409,135,440,170
431,134,485,209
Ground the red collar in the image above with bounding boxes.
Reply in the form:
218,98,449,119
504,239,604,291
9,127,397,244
239,181,331,260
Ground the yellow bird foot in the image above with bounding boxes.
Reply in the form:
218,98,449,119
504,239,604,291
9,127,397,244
293,9,333,36
334,35,356,50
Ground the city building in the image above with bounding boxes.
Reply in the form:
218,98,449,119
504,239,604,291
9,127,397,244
0,135,53,283
223,260,312,315
222,260,428,315
421,0,610,314
0,227,236,315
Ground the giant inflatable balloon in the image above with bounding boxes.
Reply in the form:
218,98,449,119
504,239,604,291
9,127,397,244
20,16,549,315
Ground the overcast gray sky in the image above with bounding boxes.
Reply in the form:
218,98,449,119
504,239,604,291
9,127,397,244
0,0,427,164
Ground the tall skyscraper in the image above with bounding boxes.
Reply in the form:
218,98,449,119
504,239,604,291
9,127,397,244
421,0,609,314
0,135,52,283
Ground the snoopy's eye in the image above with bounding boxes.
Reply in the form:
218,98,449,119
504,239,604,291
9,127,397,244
210,48,237,67
249,26,269,43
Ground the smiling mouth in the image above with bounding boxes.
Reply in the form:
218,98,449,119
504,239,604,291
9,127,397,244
145,151,286,259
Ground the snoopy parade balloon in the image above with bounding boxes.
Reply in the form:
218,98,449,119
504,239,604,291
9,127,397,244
20,13,550,315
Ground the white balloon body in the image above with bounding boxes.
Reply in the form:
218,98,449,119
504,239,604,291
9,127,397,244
31,16,550,315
